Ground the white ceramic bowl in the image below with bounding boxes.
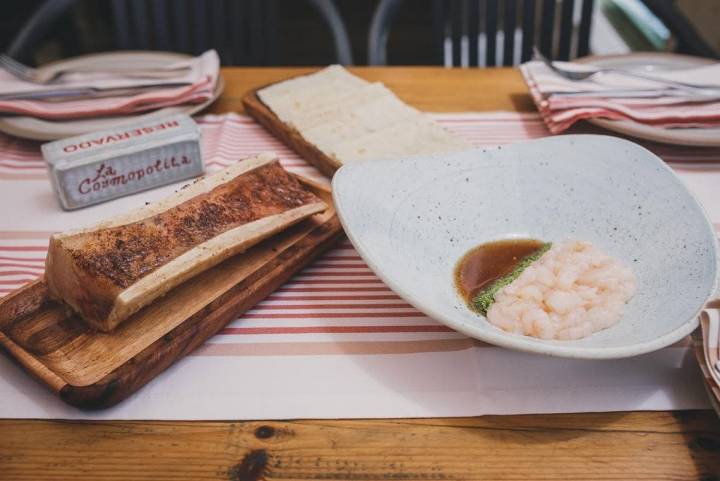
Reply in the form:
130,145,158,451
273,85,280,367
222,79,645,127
332,135,718,359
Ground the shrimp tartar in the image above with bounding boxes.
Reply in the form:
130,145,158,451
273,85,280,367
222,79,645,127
486,240,636,340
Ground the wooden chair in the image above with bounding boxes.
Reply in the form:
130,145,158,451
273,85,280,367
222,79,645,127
7,0,353,65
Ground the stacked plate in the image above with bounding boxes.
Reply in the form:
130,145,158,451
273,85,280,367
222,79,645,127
522,52,720,147
0,51,223,140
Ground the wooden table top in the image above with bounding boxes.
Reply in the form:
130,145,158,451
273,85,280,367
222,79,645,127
2,67,719,481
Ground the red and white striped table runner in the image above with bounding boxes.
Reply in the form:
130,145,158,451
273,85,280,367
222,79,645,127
1,112,718,419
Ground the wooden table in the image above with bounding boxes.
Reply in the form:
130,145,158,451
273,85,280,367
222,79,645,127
2,67,720,481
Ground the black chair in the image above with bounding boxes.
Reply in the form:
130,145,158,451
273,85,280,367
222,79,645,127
369,0,594,66
7,0,353,65
368,0,717,67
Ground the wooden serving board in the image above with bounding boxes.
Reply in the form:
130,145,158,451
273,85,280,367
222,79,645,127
243,88,342,178
0,179,342,409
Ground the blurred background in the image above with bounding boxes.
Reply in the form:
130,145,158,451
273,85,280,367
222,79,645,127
1,0,718,67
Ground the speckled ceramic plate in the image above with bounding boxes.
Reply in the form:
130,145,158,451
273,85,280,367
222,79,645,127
332,135,719,359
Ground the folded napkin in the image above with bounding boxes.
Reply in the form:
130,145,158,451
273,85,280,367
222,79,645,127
694,303,720,416
0,50,219,120
521,60,720,133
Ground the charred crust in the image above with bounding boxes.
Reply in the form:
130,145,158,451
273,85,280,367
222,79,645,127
69,162,319,289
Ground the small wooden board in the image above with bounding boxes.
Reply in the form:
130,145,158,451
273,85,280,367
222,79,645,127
0,180,342,409
243,88,342,178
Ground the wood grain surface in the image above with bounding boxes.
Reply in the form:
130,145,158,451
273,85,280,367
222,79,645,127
1,412,719,480
2,67,717,481
0,180,342,408
212,67,536,115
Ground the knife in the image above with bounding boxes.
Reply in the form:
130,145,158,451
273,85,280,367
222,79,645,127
547,89,720,101
0,83,190,101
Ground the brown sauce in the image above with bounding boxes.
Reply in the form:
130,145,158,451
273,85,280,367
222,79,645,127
454,238,545,303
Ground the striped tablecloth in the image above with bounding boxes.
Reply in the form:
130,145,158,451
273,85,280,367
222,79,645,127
1,112,718,419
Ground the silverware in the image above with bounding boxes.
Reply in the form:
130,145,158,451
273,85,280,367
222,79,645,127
548,90,720,102
533,47,720,94
0,54,191,84
0,84,188,101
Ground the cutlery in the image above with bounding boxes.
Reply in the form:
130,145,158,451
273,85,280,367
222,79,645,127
0,84,188,101
548,90,720,101
0,54,191,84
533,47,720,93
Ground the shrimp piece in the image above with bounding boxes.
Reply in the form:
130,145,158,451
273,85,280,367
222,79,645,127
522,308,554,339
517,284,543,303
546,290,582,314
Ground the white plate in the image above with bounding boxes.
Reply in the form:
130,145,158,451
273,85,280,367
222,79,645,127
332,136,718,359
0,51,224,141
576,53,719,147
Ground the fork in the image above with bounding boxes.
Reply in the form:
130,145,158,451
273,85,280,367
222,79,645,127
0,54,190,84
532,47,720,94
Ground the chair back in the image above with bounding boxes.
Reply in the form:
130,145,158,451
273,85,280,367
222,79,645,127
370,0,594,66
8,0,353,66
110,0,278,65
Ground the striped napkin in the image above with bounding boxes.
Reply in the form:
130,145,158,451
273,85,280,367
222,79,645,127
694,301,720,416
520,60,720,133
0,50,219,120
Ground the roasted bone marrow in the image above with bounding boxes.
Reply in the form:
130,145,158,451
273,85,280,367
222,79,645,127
45,153,326,332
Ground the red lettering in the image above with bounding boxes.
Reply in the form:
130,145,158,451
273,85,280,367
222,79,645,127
76,155,192,197
61,119,186,154
60,119,187,155
91,163,106,182
78,179,91,194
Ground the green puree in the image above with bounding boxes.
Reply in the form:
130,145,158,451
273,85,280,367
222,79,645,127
472,242,552,315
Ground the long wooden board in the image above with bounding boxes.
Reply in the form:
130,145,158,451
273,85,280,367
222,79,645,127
243,88,342,177
0,179,342,409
